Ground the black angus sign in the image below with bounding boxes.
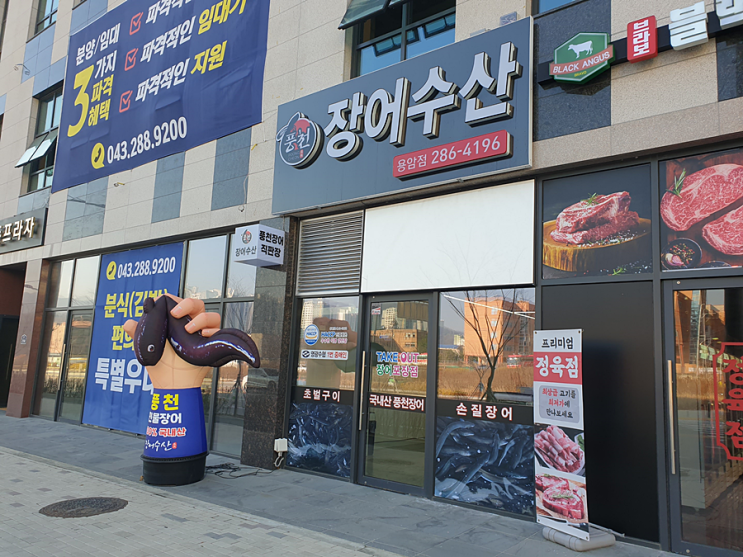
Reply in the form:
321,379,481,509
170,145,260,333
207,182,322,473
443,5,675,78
272,17,532,214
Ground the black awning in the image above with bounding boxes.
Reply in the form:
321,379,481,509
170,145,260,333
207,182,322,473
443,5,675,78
338,0,388,29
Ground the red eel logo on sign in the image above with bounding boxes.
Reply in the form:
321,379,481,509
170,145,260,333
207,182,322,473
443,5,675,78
712,343,743,461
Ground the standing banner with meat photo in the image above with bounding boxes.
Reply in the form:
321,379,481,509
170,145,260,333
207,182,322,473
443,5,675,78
660,147,743,271
533,329,589,540
542,166,653,279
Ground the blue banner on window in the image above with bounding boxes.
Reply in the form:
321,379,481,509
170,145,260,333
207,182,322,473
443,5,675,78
82,243,183,434
54,0,269,192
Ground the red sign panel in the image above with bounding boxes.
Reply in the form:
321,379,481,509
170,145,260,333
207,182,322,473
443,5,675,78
393,130,511,178
713,343,743,461
534,353,583,385
627,16,658,63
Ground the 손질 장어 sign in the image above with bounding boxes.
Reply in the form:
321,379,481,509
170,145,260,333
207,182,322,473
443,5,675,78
533,329,589,540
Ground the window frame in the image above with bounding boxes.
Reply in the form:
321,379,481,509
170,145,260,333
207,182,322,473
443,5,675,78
35,0,59,34
0,0,10,59
28,85,63,192
352,2,456,78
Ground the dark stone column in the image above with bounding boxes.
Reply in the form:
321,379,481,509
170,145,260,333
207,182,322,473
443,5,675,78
240,217,297,468
6,259,49,418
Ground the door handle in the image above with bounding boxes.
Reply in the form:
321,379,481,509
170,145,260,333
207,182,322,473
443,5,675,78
358,350,366,431
57,343,67,391
668,360,676,475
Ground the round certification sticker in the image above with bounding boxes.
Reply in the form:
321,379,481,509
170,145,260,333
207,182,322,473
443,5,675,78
304,324,320,346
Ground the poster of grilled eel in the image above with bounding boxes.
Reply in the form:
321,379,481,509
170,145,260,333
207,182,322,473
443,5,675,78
533,329,589,540
660,147,743,271
542,166,653,278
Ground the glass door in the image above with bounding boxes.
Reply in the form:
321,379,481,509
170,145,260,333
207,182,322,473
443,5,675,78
57,310,94,423
665,278,743,556
358,294,435,495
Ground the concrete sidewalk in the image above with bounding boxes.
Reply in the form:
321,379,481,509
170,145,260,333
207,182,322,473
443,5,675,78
0,413,668,557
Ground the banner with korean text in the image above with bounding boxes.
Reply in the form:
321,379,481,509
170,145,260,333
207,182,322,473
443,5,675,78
533,329,589,540
82,243,183,434
54,0,269,192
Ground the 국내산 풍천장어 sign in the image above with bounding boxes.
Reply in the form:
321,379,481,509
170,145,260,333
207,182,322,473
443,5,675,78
272,17,532,214
82,243,183,435
533,329,590,540
54,0,269,192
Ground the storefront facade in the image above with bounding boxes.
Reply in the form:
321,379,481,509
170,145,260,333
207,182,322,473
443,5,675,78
0,0,742,555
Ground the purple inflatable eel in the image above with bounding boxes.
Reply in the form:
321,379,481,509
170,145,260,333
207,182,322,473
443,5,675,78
133,296,260,369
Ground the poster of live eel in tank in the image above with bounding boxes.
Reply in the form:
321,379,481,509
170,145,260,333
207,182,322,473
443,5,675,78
533,329,589,540
542,166,653,279
660,147,743,271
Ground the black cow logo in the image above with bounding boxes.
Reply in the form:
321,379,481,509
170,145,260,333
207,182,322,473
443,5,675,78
276,112,323,168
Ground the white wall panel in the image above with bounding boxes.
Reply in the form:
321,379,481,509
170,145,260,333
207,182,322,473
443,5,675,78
361,181,534,293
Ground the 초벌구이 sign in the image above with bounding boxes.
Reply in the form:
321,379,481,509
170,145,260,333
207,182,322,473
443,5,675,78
82,242,183,435
54,0,269,192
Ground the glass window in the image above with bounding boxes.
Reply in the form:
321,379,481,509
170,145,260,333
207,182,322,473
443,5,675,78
0,0,9,57
672,288,743,551
27,86,62,192
201,303,221,443
36,88,63,136
286,296,359,477
33,311,67,417
534,0,578,14
435,288,536,515
226,233,257,298
48,260,74,308
211,301,254,456
70,256,100,306
36,0,59,33
355,0,455,77
438,289,535,400
184,236,227,300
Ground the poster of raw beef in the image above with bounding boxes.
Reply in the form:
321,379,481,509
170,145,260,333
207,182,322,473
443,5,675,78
660,147,743,271
542,166,653,279
533,329,589,540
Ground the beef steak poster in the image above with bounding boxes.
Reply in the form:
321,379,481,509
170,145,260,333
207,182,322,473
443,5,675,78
542,166,653,279
660,146,743,271
533,329,589,540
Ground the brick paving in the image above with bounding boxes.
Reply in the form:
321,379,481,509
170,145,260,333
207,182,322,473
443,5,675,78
0,449,395,557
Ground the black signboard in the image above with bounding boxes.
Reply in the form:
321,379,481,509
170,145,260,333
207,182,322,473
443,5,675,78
272,18,532,214
0,209,46,255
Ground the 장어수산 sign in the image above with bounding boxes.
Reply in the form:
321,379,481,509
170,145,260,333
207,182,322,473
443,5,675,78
272,17,532,214
54,0,269,192
533,329,589,540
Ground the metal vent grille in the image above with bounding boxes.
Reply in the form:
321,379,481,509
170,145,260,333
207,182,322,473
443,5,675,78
296,211,364,297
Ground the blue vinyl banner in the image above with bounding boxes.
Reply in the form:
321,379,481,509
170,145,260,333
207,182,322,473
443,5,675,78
54,0,270,192
82,243,183,434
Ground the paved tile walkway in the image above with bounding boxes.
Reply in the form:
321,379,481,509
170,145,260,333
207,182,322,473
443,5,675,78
0,448,396,557
0,413,672,557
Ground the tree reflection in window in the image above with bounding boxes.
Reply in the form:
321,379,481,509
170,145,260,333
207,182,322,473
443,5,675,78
438,289,535,401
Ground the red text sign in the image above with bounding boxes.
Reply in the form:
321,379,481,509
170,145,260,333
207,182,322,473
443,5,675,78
627,16,658,63
713,344,743,461
393,130,511,178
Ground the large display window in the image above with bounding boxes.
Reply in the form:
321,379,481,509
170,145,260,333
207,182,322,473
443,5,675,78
435,288,536,516
287,296,359,478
